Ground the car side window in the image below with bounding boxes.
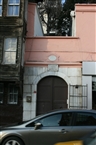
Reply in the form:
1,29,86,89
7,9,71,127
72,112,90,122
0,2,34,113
59,113,72,126
38,114,62,127
37,112,72,127
26,112,72,127
75,113,96,126
26,114,62,127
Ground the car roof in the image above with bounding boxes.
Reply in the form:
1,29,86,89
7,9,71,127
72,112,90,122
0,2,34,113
45,109,96,114
32,109,96,120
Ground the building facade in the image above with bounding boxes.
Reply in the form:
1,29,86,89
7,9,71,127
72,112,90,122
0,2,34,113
23,3,96,121
0,0,27,126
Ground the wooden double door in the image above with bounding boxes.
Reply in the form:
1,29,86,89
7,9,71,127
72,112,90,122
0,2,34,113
37,76,68,115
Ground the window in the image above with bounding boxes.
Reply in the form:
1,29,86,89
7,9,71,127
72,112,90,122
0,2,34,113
39,114,62,127
8,84,18,104
3,38,17,64
0,0,2,16
7,0,20,16
0,83,4,104
59,113,72,126
27,112,72,127
75,113,96,126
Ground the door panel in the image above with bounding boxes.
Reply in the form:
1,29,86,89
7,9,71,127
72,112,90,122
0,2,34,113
30,126,73,145
71,126,96,140
71,112,96,139
37,76,68,115
53,86,67,109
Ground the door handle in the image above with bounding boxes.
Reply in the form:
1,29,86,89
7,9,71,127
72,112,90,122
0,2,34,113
60,129,68,134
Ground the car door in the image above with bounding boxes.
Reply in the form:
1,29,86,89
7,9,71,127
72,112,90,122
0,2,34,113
83,130,96,145
28,112,74,145
71,112,96,140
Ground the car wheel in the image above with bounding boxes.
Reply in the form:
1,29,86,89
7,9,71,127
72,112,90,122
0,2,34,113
2,137,24,145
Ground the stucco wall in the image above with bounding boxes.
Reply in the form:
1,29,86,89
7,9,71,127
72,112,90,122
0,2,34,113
25,4,96,66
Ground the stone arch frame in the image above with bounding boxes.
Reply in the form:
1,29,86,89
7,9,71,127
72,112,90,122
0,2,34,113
32,71,72,117
33,72,71,85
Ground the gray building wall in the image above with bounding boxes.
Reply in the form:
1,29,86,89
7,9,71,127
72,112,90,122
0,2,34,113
23,65,81,120
82,61,96,109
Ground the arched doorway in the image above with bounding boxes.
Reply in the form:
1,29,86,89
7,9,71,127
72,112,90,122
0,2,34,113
36,76,68,115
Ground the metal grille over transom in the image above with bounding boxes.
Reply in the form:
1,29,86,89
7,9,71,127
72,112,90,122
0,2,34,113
37,76,68,115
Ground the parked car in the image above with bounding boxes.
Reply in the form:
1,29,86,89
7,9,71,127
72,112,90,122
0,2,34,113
55,130,96,145
0,109,96,145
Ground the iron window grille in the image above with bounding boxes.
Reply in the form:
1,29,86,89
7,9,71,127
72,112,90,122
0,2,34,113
69,84,88,109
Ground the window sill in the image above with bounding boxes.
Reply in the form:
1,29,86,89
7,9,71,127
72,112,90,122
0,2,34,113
8,103,18,105
6,15,19,17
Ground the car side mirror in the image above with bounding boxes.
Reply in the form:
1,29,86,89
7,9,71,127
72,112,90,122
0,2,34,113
34,122,42,130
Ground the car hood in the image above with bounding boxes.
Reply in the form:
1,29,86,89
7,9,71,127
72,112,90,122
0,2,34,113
0,124,25,131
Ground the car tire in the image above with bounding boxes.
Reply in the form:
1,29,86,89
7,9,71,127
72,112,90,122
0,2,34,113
2,137,24,145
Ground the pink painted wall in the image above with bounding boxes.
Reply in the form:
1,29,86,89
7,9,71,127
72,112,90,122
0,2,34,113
26,3,35,37
76,4,96,52
25,4,96,66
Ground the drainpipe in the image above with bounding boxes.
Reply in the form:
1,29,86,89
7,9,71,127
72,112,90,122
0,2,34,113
70,11,76,37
